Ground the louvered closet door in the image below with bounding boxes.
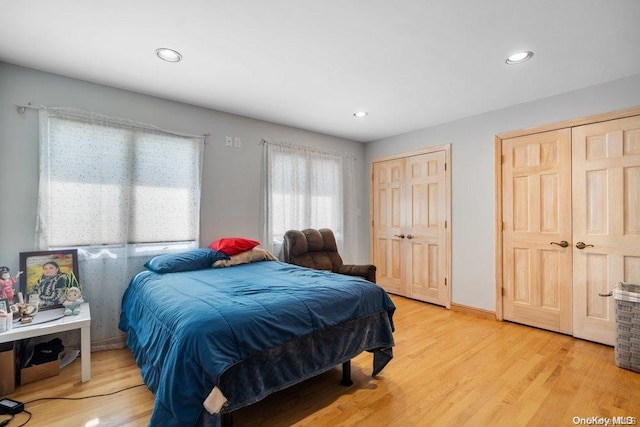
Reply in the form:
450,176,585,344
572,115,640,345
502,129,573,333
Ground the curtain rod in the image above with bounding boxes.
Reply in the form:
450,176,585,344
15,103,209,144
15,103,44,114
262,138,357,160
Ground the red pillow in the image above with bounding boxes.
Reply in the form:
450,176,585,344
209,237,260,256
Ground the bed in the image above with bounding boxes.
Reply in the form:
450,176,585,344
118,248,396,426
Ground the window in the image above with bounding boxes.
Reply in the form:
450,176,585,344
270,150,342,239
37,108,203,249
36,107,204,350
262,140,357,260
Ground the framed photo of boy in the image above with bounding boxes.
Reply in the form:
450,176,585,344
0,298,8,313
19,249,79,311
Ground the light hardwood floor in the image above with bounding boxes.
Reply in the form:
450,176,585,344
5,295,640,426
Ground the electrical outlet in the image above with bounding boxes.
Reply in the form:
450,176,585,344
234,137,242,148
225,136,233,147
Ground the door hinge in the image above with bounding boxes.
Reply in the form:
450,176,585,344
444,278,448,287
501,155,506,164
445,220,447,228
444,163,447,171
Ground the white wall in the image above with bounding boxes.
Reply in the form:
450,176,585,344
4,61,640,314
0,61,370,272
364,73,640,311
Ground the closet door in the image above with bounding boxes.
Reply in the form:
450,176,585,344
404,151,448,305
371,146,451,307
372,158,406,295
502,129,573,333
572,115,640,345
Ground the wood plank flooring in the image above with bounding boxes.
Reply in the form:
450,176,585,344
4,295,639,426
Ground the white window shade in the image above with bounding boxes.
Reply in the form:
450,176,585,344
129,133,201,243
37,109,203,248
36,108,204,351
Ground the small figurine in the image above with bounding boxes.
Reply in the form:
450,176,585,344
0,266,23,301
62,286,84,316
0,309,7,332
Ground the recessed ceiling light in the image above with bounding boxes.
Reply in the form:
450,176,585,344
506,51,533,65
353,111,368,118
156,48,182,63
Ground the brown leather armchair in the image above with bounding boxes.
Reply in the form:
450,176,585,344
283,228,376,283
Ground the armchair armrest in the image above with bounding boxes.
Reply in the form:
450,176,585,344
338,264,377,283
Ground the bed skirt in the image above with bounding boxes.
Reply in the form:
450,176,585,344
196,311,394,426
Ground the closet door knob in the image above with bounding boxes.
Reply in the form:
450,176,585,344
575,242,594,250
406,234,414,239
550,241,569,248
394,234,405,239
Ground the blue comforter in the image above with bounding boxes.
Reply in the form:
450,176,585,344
119,260,395,426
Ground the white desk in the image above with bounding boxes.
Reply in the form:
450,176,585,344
0,303,91,383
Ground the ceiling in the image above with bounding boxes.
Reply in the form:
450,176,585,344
2,1,640,142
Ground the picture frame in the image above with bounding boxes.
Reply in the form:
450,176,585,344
0,298,8,313
19,249,80,311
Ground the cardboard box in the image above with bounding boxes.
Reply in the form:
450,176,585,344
0,342,15,395
20,358,60,386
